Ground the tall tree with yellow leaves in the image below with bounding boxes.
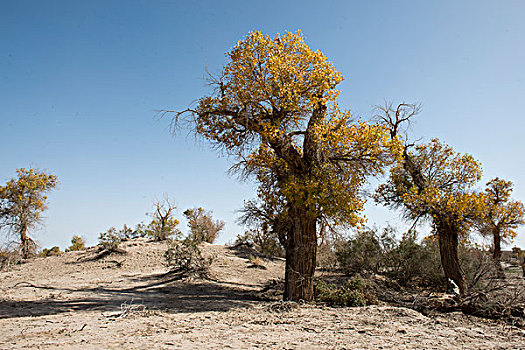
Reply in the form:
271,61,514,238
0,168,58,258
166,31,401,301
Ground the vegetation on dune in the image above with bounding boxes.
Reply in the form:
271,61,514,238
39,245,62,257
164,238,213,277
66,235,86,252
147,196,181,241
0,168,58,259
184,207,224,244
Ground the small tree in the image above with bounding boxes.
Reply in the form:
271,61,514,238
337,229,384,275
476,178,524,277
183,207,224,243
66,235,86,252
0,168,58,258
147,197,181,241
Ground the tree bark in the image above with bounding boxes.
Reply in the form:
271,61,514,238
20,222,32,259
437,222,467,295
283,204,317,302
492,230,505,278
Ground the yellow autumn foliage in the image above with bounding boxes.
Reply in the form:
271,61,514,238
376,138,485,239
178,30,402,228
478,177,525,243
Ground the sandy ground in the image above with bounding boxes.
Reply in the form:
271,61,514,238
1,239,524,349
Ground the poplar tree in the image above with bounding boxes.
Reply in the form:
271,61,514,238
0,168,58,258
167,31,400,301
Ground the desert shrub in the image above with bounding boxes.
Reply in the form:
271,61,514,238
184,207,224,243
0,247,21,270
121,222,152,240
117,224,134,240
386,232,444,287
164,238,212,277
98,227,123,252
248,254,266,269
336,228,446,288
336,226,512,292
146,218,180,241
315,275,377,307
66,235,86,252
130,223,148,239
459,244,499,290
98,223,150,252
39,246,62,257
235,228,285,257
336,228,390,275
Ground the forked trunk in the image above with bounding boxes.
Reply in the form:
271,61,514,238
283,204,317,302
492,231,505,278
437,223,467,295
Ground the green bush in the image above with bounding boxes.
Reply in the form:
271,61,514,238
387,232,444,287
98,227,123,252
336,228,390,275
66,235,86,252
336,228,446,288
146,219,181,241
315,275,377,307
336,226,507,292
39,246,62,257
98,223,150,252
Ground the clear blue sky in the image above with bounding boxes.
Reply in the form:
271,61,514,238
1,0,524,250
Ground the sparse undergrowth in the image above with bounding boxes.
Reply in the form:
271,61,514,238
39,246,63,257
315,275,378,307
98,228,127,254
248,255,266,269
0,247,22,270
164,239,212,278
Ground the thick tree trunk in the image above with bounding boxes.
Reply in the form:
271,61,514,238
283,204,317,302
20,223,32,259
492,230,505,278
437,224,467,295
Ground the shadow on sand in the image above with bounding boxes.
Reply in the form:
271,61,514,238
0,272,264,319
